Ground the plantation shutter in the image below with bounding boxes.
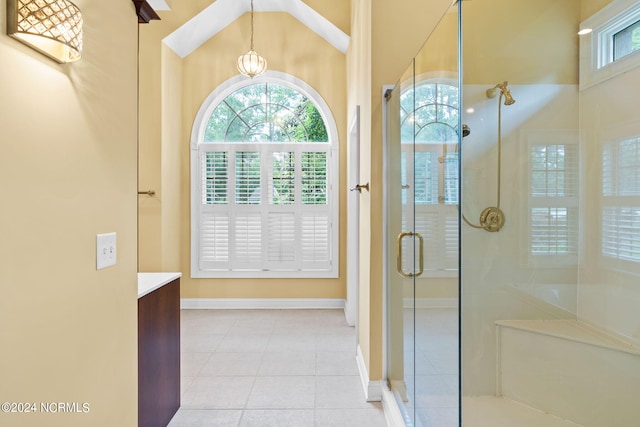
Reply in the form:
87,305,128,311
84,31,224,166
200,151,230,270
233,214,263,268
198,145,332,275
528,139,579,262
402,147,459,276
601,138,640,265
300,151,331,270
602,207,640,261
201,215,228,264
267,152,296,269
267,212,296,266
443,207,459,269
413,206,458,273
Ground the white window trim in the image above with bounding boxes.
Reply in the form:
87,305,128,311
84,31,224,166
580,0,640,90
520,129,581,268
190,71,339,278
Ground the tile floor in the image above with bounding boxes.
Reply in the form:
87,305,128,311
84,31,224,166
169,307,578,426
168,309,388,427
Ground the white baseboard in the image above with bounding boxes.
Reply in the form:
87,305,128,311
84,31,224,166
403,297,458,309
356,345,382,402
344,301,356,326
180,298,346,310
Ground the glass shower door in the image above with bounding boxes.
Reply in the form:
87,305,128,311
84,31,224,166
386,4,460,426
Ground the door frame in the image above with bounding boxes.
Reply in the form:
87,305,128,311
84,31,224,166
346,105,361,327
380,84,410,427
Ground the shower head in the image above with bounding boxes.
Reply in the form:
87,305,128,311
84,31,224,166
502,89,516,105
486,81,516,105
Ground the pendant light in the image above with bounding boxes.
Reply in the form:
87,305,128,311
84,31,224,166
237,0,267,78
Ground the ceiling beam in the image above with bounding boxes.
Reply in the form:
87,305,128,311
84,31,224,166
163,0,350,58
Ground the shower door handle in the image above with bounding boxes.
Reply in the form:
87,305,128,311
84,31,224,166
396,231,424,278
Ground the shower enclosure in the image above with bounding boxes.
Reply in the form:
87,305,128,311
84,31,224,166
385,1,640,426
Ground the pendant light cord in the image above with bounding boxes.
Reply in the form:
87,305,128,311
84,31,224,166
250,0,255,51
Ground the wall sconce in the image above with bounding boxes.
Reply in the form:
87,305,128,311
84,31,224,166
7,0,83,63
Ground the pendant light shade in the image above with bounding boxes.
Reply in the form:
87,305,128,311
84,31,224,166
237,0,266,78
237,50,267,78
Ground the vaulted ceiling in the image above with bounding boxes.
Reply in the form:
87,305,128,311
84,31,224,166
147,0,350,58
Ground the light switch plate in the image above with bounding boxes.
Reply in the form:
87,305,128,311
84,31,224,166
96,232,116,270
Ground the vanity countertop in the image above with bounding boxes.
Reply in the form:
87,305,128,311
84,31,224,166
138,272,182,299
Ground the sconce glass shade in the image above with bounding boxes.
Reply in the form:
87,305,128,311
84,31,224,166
7,0,83,63
237,50,267,78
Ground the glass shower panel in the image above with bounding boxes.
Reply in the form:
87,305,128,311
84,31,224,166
460,0,586,425
386,4,460,426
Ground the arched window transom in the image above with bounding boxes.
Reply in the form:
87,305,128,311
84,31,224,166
205,83,328,143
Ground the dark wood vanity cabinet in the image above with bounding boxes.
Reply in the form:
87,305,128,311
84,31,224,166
138,278,180,427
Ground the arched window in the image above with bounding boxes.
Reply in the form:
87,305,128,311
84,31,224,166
400,79,459,275
191,73,338,278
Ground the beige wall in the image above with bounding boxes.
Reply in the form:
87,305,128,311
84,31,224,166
139,21,163,271
414,9,458,76
581,0,614,20
161,46,183,272
0,0,138,425
139,7,349,299
463,0,580,85
138,6,186,272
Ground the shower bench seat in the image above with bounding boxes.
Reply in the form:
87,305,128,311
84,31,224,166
496,319,640,427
